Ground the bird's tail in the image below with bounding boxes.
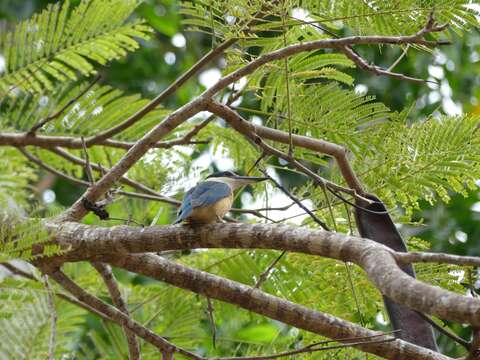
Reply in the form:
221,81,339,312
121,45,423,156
174,212,184,224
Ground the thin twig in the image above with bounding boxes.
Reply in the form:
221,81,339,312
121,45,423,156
344,203,366,327
395,252,480,268
281,3,294,156
17,147,175,205
49,147,179,205
43,275,57,360
214,336,396,360
259,168,329,230
206,297,217,349
1,262,37,280
92,262,140,360
254,250,286,289
81,136,95,185
46,269,200,359
18,147,91,187
387,44,410,71
323,185,366,327
28,75,101,134
416,312,470,350
341,45,432,84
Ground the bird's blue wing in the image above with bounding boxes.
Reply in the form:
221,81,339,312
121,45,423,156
190,181,231,208
174,187,195,223
174,181,232,223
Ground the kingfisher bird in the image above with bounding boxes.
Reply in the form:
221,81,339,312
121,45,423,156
175,171,268,224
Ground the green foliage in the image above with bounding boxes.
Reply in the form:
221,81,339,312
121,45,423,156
1,0,480,359
356,114,480,215
0,214,62,262
0,283,52,359
0,82,165,136
181,0,478,42
203,123,260,170
248,30,356,113
301,0,479,35
0,276,87,359
288,82,391,154
0,147,36,208
0,0,152,94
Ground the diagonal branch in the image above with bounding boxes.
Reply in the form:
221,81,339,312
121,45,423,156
56,96,209,222
103,253,451,360
84,3,274,145
56,13,450,223
46,269,200,359
92,262,140,360
27,76,101,134
341,45,431,84
83,39,233,146
206,100,366,200
49,147,180,205
258,168,329,229
17,147,176,205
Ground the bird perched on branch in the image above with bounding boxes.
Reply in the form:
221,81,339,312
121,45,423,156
175,171,268,224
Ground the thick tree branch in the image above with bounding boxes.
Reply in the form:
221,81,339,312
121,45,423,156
44,221,480,329
103,253,451,360
203,18,449,100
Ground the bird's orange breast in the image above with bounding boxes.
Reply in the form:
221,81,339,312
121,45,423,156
187,194,233,223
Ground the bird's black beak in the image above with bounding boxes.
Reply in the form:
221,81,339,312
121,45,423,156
233,175,269,182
